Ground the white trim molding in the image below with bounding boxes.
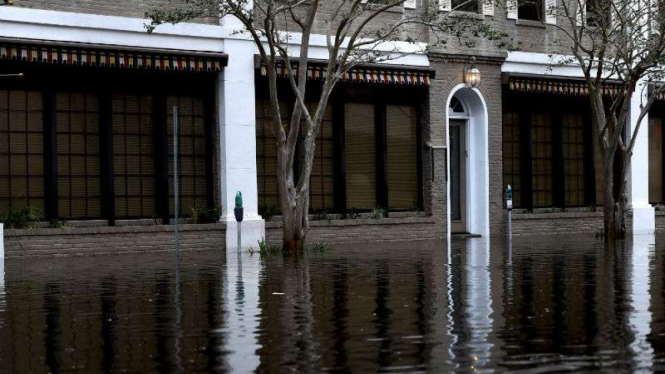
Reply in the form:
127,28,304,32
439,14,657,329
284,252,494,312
446,84,490,239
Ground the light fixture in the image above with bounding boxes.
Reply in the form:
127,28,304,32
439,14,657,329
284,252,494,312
464,57,481,88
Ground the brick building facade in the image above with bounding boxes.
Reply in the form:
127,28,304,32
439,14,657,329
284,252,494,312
0,0,660,257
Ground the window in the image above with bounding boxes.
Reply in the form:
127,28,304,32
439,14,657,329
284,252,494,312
56,93,101,219
563,114,585,207
585,0,611,27
112,94,156,219
305,104,335,212
256,100,287,216
518,0,543,20
167,96,208,216
449,96,467,115
452,0,479,13
649,114,663,203
0,90,44,214
387,105,418,210
530,113,552,207
346,103,377,210
503,111,522,208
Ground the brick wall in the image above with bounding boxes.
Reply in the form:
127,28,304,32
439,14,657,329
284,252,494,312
4,224,225,259
509,211,604,236
657,212,665,233
265,217,443,244
427,55,505,235
12,0,218,24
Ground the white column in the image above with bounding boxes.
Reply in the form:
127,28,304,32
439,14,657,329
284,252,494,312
221,247,262,373
628,80,656,235
219,37,265,250
628,234,655,371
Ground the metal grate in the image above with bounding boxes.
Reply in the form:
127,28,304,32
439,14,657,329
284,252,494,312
0,89,44,213
112,94,156,218
303,103,335,212
503,111,522,208
387,105,418,210
531,113,553,207
563,114,586,207
56,92,101,219
167,96,207,216
256,100,284,216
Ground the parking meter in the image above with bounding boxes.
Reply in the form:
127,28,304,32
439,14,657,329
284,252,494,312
234,192,244,222
506,185,513,211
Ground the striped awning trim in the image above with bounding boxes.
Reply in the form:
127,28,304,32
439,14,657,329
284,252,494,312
508,77,624,96
0,42,225,72
260,62,432,86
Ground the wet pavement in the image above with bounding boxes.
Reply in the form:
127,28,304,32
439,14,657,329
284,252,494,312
0,234,664,373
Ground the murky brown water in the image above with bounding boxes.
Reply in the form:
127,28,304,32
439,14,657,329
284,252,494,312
1,235,664,373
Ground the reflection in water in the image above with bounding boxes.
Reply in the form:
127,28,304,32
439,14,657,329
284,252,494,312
1,235,665,372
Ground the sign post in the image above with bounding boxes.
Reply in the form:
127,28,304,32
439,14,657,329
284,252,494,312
234,192,244,252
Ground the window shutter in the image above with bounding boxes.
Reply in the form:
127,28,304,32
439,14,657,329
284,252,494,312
545,0,557,24
506,0,518,19
576,0,585,26
483,0,495,16
439,0,451,12
404,0,417,9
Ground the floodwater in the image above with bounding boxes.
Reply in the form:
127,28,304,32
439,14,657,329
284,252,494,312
1,235,665,373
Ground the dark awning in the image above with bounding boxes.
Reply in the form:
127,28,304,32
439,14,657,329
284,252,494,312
506,75,624,96
0,40,228,72
258,58,434,86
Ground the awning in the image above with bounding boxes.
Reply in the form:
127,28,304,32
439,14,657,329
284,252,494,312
507,77,624,96
259,60,433,86
0,40,227,72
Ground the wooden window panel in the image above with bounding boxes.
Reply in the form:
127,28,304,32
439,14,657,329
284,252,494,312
345,103,377,210
56,92,101,219
256,100,288,216
112,94,156,218
0,90,45,214
531,113,553,207
299,103,335,213
503,111,522,208
563,114,586,207
650,116,663,204
386,105,418,211
167,96,208,216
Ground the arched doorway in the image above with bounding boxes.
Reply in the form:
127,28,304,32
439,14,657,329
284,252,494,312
446,85,490,237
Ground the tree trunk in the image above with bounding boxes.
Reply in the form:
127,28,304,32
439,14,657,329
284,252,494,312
603,155,617,244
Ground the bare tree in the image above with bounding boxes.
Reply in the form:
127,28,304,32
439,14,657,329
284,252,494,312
147,0,506,250
541,0,665,241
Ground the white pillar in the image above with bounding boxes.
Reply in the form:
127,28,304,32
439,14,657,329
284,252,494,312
221,246,261,373
628,80,656,235
219,38,265,251
628,234,655,370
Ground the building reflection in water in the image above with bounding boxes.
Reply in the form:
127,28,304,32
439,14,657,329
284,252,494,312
0,235,664,372
446,239,494,372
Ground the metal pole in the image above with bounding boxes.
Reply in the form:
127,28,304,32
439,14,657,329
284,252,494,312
173,106,180,256
237,221,242,253
506,184,513,239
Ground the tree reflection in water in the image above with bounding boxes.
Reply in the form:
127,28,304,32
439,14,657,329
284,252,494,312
0,235,663,373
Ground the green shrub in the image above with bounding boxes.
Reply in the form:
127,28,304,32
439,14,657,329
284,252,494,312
189,206,221,224
370,207,387,219
313,210,332,223
345,209,360,220
304,241,333,253
0,206,43,229
258,238,281,256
